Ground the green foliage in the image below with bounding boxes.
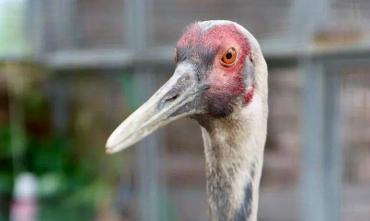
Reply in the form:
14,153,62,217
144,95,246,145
0,125,12,221
27,136,114,220
120,72,137,109
0,127,12,158
0,127,14,198
0,68,121,220
0,128,105,220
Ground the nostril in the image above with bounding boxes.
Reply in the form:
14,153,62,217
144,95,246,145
164,93,179,103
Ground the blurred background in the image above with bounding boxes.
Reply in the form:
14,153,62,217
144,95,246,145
0,0,370,221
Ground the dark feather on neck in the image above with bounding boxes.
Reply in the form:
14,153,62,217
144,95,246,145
234,182,253,221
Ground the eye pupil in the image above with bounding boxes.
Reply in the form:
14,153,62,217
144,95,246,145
221,47,237,66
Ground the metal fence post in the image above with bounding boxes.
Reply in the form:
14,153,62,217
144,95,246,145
124,0,162,221
300,59,342,221
323,64,343,221
301,59,327,221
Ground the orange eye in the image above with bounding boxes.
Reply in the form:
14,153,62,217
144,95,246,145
221,47,237,66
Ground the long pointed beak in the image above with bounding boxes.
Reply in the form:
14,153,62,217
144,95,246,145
106,63,204,154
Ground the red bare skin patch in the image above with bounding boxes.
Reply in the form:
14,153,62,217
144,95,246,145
244,84,255,104
177,24,203,48
179,24,251,93
177,23,254,116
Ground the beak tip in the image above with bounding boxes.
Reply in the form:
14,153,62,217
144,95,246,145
105,143,120,154
105,137,119,154
105,148,115,154
105,135,131,154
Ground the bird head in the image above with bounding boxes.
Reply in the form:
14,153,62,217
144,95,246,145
106,20,266,153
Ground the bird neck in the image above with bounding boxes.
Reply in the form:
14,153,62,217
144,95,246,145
199,97,267,221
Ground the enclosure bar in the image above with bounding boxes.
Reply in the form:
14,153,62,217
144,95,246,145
288,0,330,48
27,0,45,57
323,64,343,221
300,58,343,221
44,43,370,70
300,59,327,221
124,0,162,221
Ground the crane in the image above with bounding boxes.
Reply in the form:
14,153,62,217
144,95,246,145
106,20,268,221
